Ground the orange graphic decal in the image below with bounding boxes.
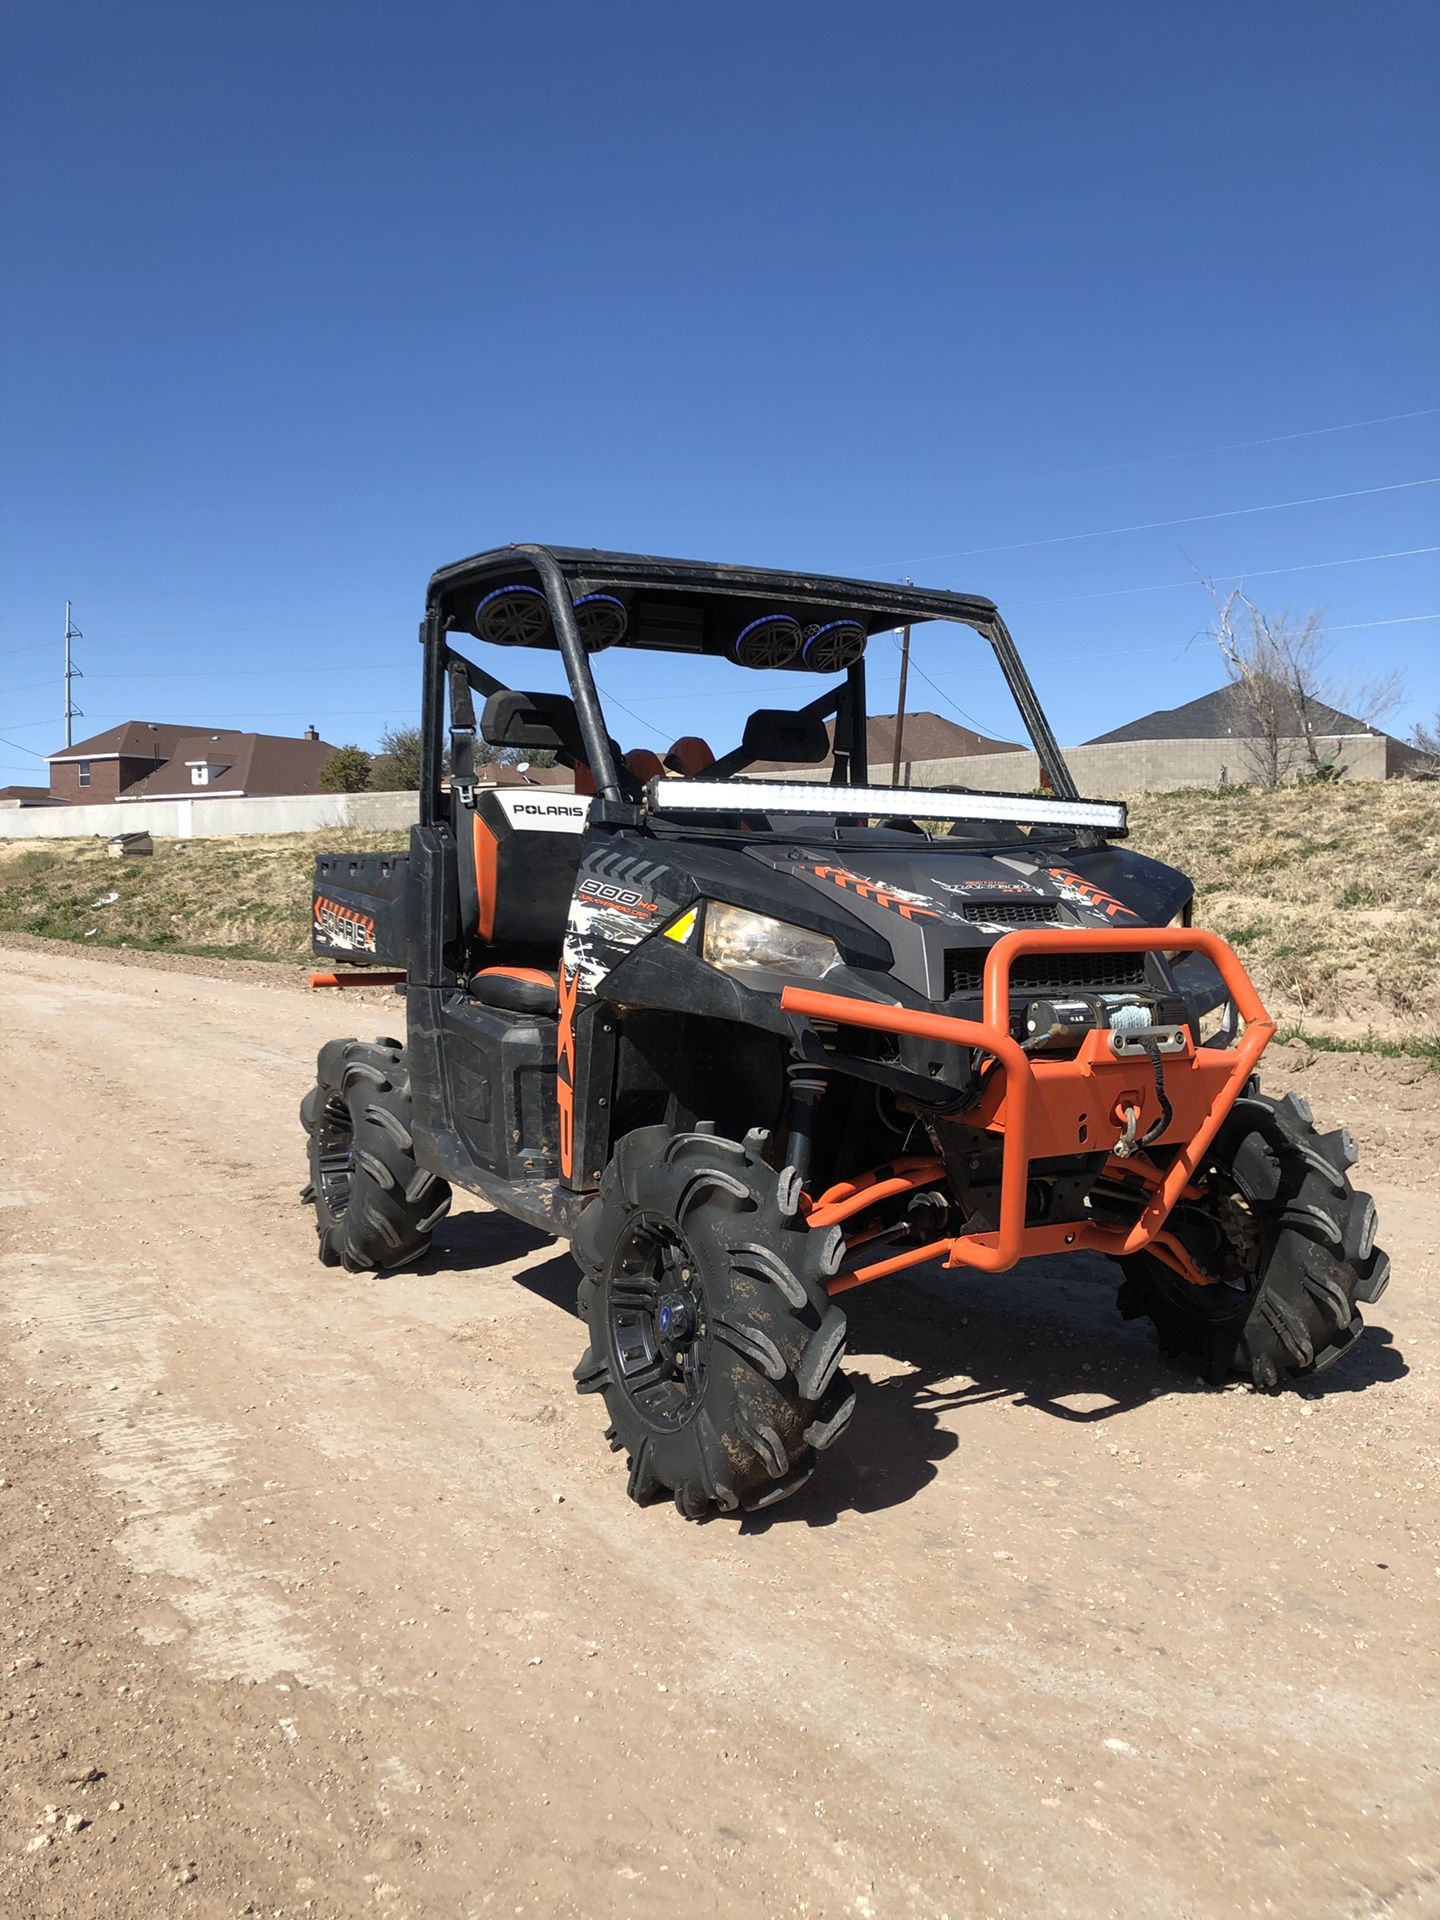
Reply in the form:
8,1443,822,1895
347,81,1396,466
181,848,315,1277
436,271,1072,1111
1047,867,1138,921
811,865,939,921
556,961,579,1179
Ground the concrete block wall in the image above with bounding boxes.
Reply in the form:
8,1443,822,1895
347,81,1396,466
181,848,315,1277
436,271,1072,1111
0,732,1393,842
0,788,420,841
890,733,1389,795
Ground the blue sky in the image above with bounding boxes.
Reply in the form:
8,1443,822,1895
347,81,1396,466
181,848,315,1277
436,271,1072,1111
3,1,1437,779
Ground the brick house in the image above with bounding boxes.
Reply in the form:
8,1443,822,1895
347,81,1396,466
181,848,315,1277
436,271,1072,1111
46,722,340,803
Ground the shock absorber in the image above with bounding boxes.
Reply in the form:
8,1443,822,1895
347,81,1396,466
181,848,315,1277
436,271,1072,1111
783,1064,831,1187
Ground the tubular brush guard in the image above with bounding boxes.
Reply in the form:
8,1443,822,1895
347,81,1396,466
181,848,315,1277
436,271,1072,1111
781,927,1275,1295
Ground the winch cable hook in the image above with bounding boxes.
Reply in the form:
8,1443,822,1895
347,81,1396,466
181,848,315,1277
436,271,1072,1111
1136,1033,1174,1149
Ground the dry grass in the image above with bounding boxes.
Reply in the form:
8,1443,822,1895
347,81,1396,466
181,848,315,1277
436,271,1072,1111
2,782,1435,1044
0,829,407,963
1126,781,1440,1042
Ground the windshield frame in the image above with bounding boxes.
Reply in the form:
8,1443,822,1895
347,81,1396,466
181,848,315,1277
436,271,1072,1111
422,544,1087,827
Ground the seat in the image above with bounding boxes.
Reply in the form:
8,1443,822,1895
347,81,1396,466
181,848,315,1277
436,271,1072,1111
469,966,558,1015
663,736,715,777
623,748,665,783
455,784,589,966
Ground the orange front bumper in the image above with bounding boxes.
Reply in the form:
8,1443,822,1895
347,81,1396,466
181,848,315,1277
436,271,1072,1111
781,927,1273,1288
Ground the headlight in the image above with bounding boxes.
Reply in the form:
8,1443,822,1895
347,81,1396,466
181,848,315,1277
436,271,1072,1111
702,903,842,987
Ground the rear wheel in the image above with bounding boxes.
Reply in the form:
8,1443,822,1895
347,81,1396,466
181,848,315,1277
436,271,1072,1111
1117,1087,1388,1387
299,1037,451,1273
572,1126,855,1518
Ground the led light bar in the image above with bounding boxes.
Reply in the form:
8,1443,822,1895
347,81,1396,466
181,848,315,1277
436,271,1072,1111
647,778,1127,833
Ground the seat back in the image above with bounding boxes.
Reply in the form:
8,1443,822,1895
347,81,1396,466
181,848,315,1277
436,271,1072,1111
456,785,590,962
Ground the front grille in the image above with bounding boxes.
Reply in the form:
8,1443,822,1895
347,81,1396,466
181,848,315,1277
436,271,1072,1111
957,900,1063,925
944,949,1149,998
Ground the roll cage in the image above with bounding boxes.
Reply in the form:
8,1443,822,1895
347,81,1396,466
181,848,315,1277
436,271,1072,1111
418,543,1082,829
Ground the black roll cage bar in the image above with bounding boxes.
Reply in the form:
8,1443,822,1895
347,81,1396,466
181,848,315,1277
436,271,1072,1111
417,543,1079,831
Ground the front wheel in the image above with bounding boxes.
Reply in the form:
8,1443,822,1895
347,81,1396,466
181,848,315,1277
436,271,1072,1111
299,1037,451,1272
1117,1086,1389,1388
572,1126,856,1518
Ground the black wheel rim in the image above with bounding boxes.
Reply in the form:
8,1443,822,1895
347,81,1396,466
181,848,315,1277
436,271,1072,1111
1154,1166,1266,1324
606,1213,708,1430
313,1096,354,1220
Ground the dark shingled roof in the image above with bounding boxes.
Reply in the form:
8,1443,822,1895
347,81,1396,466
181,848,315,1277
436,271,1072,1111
121,730,339,799
854,710,1021,762
1085,683,1388,746
752,709,1019,774
47,722,340,798
49,720,204,762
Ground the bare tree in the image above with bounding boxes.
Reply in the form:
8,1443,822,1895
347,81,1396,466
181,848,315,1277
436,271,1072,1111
1410,709,1440,774
1202,584,1404,787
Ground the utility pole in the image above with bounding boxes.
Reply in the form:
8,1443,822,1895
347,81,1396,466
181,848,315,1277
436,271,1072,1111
889,582,912,788
63,600,83,747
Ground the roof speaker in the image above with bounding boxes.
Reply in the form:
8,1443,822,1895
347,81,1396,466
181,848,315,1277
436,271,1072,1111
732,614,803,670
475,584,552,647
573,593,628,653
802,620,867,672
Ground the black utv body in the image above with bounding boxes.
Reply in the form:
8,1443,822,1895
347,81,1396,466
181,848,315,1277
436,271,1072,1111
300,546,1388,1519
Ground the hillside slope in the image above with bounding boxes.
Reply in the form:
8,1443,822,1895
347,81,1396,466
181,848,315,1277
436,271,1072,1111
1127,782,1438,1045
1,782,1435,1045
0,827,408,963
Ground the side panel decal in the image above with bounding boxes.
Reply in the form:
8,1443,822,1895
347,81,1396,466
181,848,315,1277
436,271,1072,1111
557,961,579,1180
313,895,377,953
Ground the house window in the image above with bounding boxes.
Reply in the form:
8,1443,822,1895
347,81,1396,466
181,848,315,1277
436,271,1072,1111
78,761,91,788
191,765,209,786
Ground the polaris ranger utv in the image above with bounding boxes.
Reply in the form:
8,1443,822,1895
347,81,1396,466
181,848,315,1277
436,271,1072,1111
301,545,1388,1518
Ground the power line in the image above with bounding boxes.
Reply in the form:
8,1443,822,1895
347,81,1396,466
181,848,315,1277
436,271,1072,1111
1012,544,1440,609
592,680,671,742
1018,609,1440,665
891,635,1011,741
1328,611,1439,632
67,663,411,683
15,540,1423,681
0,616,404,656
990,404,1440,492
905,476,1440,565
101,616,401,642
0,708,422,733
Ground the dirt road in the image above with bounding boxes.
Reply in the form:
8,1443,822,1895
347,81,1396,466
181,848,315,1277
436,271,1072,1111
1,936,1436,1919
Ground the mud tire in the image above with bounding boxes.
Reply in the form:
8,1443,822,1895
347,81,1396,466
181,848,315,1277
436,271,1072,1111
572,1126,854,1519
299,1037,451,1273
1118,1086,1388,1388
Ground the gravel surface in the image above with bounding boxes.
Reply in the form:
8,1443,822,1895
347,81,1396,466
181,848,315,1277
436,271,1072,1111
1,939,1436,1919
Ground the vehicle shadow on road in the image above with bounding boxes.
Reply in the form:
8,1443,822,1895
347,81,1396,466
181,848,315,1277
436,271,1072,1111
745,1255,1409,1531
428,1215,1407,1528
430,1213,591,1319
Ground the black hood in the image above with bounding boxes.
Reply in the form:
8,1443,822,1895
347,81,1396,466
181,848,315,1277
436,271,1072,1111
740,837,1192,1002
